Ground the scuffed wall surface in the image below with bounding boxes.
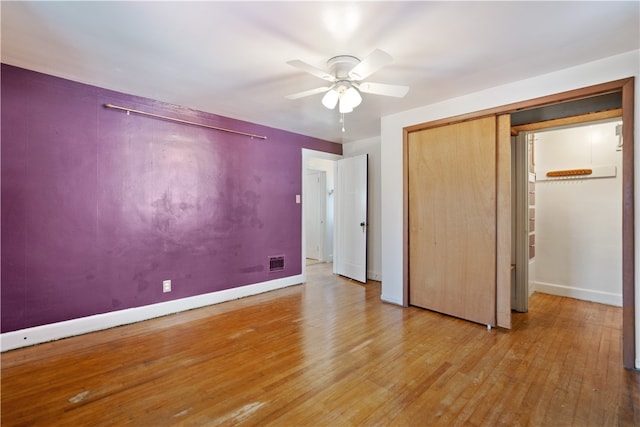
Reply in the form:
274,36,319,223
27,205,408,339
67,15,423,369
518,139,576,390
1,64,341,332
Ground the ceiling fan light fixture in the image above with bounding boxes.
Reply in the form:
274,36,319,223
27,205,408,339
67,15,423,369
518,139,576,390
338,96,353,113
321,88,339,109
287,49,408,125
343,86,362,109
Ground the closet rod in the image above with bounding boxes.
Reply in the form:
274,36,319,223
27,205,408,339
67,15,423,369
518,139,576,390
103,104,268,140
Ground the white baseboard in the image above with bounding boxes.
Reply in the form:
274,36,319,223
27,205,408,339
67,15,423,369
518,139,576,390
532,281,622,307
380,294,403,306
367,270,382,281
1,274,304,352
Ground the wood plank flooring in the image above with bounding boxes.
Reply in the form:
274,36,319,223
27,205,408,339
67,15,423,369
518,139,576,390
2,263,638,426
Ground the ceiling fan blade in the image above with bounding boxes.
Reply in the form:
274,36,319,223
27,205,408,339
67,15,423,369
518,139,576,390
287,60,335,82
357,82,409,98
348,49,393,81
285,86,331,100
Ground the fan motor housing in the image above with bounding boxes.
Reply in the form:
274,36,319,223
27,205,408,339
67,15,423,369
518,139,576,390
327,55,360,79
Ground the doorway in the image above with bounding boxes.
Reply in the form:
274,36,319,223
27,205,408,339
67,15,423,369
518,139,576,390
511,93,624,312
301,149,340,278
513,119,623,309
305,169,327,264
509,86,633,369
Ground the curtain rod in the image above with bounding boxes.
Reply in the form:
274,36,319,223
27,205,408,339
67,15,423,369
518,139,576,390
103,104,268,140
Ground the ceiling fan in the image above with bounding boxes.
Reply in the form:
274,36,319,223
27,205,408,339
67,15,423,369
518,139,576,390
285,49,409,114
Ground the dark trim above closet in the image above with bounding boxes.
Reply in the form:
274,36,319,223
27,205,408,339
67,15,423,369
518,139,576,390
510,92,622,126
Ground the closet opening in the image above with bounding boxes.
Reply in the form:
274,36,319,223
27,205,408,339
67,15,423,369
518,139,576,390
511,92,623,312
508,85,633,369
402,77,635,368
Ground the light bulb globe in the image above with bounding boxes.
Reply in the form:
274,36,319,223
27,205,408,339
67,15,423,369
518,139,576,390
321,89,339,109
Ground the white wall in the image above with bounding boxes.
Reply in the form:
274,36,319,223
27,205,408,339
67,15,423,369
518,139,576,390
342,136,382,281
380,50,640,368
532,121,623,305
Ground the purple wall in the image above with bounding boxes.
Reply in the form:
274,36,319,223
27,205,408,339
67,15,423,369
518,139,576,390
1,64,341,333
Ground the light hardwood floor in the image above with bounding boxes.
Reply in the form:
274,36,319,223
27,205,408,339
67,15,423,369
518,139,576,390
2,263,638,426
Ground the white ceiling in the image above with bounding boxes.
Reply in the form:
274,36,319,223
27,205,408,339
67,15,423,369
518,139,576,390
2,1,638,144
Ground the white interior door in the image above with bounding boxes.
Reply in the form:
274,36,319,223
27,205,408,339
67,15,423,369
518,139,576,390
334,154,368,282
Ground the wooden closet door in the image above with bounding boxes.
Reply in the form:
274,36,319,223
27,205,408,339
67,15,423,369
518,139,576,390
408,115,510,328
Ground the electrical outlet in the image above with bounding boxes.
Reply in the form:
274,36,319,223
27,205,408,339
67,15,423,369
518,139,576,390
163,280,171,293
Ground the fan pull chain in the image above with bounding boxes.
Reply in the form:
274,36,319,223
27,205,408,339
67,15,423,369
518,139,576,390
341,113,346,133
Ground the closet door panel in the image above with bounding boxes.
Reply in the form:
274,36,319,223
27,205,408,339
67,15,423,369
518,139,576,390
408,116,497,326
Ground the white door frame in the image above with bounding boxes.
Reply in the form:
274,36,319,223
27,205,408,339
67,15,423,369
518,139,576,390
513,132,530,312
